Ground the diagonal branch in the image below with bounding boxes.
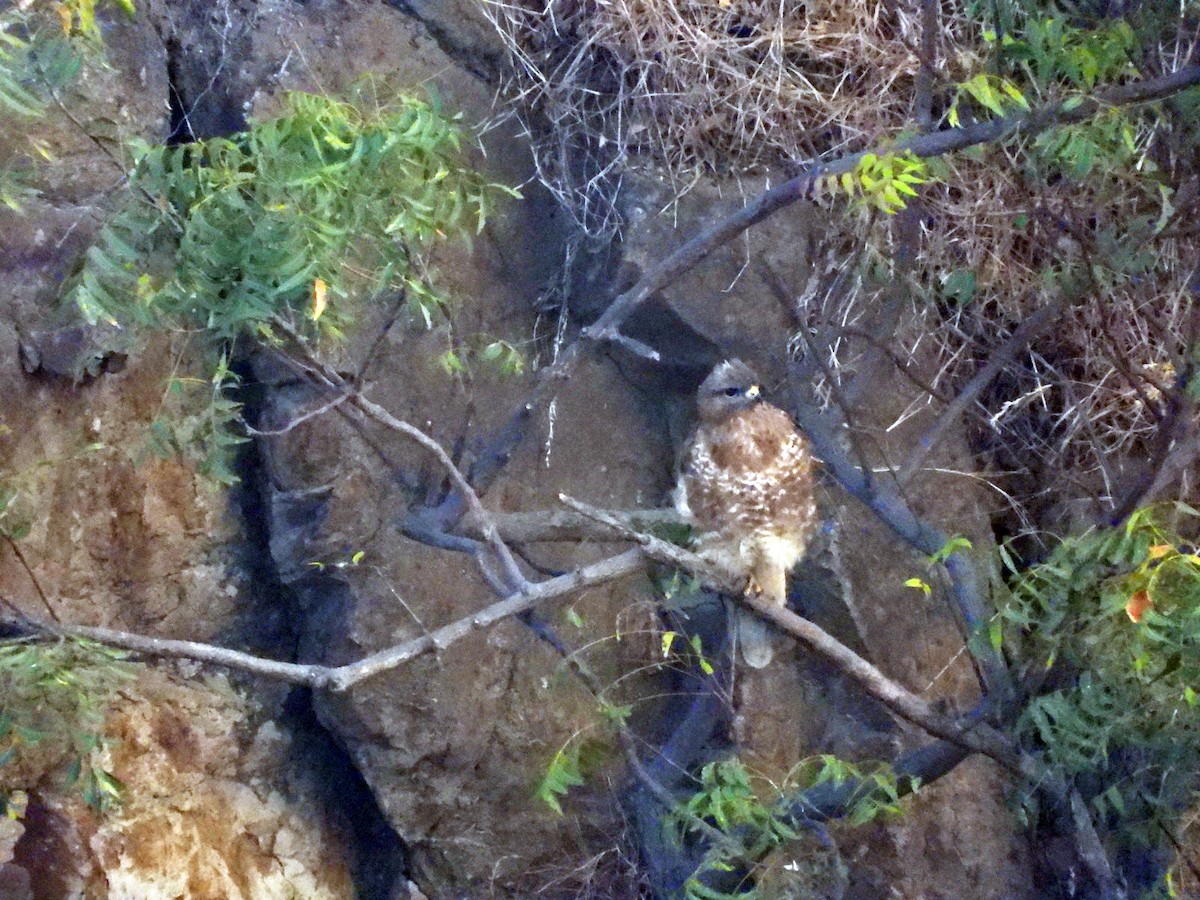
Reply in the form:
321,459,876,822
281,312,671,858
896,300,1064,485
1107,291,1200,525
467,63,1200,497
325,546,643,689
465,508,684,543
786,363,1015,705
268,320,528,590
558,495,1020,769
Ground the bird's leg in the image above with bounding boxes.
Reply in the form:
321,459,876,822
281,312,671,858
750,556,787,609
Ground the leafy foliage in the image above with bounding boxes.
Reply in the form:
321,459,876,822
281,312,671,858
143,353,248,486
0,456,36,544
820,151,930,215
980,9,1149,185
70,87,513,338
61,84,515,479
535,732,609,816
0,638,135,812
0,0,131,209
439,337,526,379
55,0,137,41
0,17,46,120
1033,106,1142,179
0,425,104,540
947,73,1029,127
998,506,1200,853
671,756,906,899
986,14,1138,92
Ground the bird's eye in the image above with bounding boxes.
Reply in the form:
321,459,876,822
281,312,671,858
723,386,741,397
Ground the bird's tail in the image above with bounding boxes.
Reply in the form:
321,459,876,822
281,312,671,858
736,609,774,668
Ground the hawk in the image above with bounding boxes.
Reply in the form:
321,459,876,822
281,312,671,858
675,360,818,667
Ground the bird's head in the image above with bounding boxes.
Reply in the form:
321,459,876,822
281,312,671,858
697,359,762,421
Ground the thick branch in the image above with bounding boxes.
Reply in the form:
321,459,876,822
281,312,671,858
469,63,1200,496
468,508,683,543
325,547,644,690
35,622,329,686
1070,789,1123,898
786,368,1014,705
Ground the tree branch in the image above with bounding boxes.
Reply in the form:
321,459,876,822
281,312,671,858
785,364,1015,706
558,495,1020,769
1107,291,1200,525
1070,789,1123,898
465,508,683,543
3,547,648,691
1,534,59,623
269,320,528,591
325,547,645,690
467,63,1200,497
914,0,939,132
896,300,1063,485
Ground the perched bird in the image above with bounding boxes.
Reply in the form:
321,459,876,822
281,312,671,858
675,360,818,667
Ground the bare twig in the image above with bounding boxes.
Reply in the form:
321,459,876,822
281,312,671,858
270,318,528,590
594,328,661,362
840,208,918,408
896,300,1063,485
1156,817,1200,889
1069,789,1123,899
1,535,59,623
355,288,408,385
827,325,954,404
545,611,747,860
245,393,350,436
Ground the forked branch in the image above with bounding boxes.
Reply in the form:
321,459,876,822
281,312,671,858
3,547,647,691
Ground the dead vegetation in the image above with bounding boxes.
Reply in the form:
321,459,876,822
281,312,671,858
484,0,974,233
485,0,1200,519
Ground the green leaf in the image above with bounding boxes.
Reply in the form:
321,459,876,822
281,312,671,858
905,577,932,597
989,618,1004,652
661,631,677,657
942,270,977,304
535,745,587,815
930,536,973,565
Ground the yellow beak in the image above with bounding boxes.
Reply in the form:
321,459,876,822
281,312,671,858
746,384,761,399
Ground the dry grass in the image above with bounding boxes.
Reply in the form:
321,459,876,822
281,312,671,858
486,0,1200,511
912,136,1198,495
484,0,977,234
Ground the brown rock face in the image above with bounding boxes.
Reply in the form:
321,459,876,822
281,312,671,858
5,671,353,899
0,0,1038,897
